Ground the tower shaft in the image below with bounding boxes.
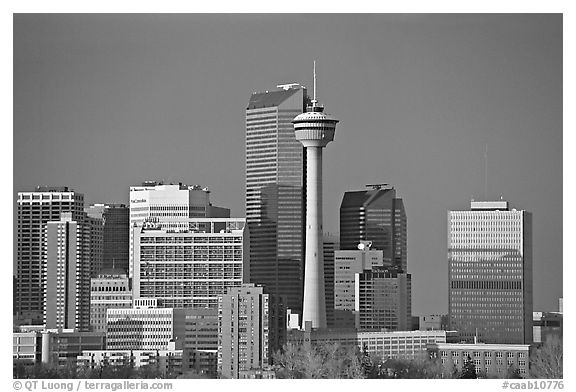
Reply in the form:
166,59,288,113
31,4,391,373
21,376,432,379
302,146,326,329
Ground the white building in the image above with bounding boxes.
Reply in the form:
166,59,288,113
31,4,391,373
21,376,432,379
77,346,183,376
427,342,531,377
129,182,229,277
290,326,457,361
106,299,185,351
133,218,249,309
44,212,102,331
448,200,532,344
90,270,132,333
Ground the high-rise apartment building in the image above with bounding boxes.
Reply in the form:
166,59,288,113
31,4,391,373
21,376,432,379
44,212,103,331
245,84,309,317
448,200,533,344
86,204,129,273
217,284,286,379
340,187,407,272
16,187,85,324
129,181,230,278
133,218,248,309
90,269,132,333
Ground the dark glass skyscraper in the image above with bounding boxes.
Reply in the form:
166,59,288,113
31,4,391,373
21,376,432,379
86,204,129,274
245,84,309,315
340,187,407,272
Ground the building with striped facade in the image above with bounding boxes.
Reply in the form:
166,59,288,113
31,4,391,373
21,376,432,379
448,200,532,344
129,182,229,278
133,218,248,309
16,187,85,325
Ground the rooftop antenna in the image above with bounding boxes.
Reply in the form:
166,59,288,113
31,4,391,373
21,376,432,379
484,144,488,201
312,60,318,107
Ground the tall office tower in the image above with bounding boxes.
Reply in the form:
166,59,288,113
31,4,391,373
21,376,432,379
16,187,85,324
323,233,338,328
356,266,412,331
217,284,286,379
293,66,339,330
129,182,230,278
90,269,132,333
246,84,309,317
44,212,103,331
86,204,129,273
448,200,533,344
340,186,407,272
106,299,186,351
133,218,249,309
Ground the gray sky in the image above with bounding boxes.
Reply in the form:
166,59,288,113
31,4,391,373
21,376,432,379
13,14,562,315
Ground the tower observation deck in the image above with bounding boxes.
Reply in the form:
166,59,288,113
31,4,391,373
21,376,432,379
292,63,339,329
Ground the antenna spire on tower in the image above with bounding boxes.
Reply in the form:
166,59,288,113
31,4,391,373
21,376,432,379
312,61,318,106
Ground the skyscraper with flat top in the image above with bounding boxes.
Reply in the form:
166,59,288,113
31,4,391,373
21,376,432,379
16,187,85,324
245,84,309,317
448,200,533,344
44,212,103,331
129,182,230,278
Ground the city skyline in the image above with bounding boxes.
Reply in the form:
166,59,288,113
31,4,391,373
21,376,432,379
13,14,562,315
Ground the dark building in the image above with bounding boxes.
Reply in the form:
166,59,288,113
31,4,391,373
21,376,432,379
16,187,85,325
245,84,309,317
356,266,411,331
86,204,129,274
340,186,407,272
323,234,338,328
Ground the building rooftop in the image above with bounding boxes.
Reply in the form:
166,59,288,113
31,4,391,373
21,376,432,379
247,88,301,110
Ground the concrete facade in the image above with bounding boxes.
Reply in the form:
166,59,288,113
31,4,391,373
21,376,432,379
448,200,533,344
129,182,230,278
133,218,248,309
90,270,132,333
217,284,286,379
427,342,531,377
16,187,85,324
44,212,102,331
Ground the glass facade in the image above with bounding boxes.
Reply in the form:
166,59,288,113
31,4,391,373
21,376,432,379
339,188,407,272
245,87,308,314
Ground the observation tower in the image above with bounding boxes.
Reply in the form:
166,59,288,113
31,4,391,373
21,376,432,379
292,63,339,329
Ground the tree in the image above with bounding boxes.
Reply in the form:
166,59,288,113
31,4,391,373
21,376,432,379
530,335,563,379
460,355,477,379
273,341,364,379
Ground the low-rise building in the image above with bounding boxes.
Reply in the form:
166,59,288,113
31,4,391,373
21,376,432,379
427,342,531,377
77,346,183,376
533,311,563,344
289,324,457,361
106,299,185,351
